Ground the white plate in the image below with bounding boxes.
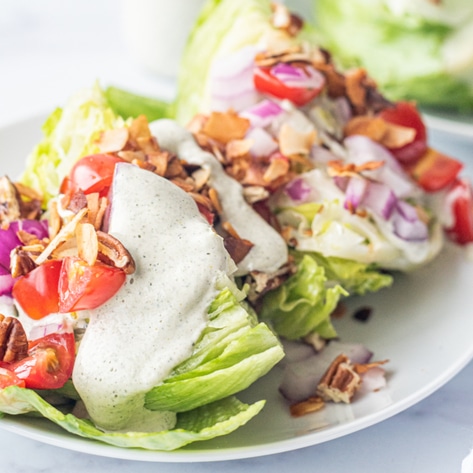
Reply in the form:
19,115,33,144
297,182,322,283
422,109,473,140
1,115,473,463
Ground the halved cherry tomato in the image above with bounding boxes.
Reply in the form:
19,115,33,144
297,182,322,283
7,331,75,390
59,256,126,313
12,260,62,320
445,178,473,245
0,367,25,389
379,101,427,164
60,154,125,197
411,148,463,192
254,67,323,106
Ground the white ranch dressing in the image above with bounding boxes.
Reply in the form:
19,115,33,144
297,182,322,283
72,164,233,431
149,119,288,276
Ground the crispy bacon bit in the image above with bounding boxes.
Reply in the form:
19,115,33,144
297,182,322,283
344,115,416,149
223,236,254,265
327,159,384,177
226,139,252,160
353,359,389,375
290,396,325,417
278,124,318,157
270,3,304,37
202,111,250,144
66,189,88,213
263,157,290,183
345,68,381,115
97,128,129,153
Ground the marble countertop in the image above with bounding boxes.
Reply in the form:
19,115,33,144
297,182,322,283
1,1,473,471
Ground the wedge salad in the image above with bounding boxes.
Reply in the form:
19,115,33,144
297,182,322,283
1,0,473,451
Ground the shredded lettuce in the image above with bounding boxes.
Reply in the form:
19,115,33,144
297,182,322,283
20,83,126,204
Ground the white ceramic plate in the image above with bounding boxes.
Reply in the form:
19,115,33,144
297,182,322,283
422,109,473,140
1,115,473,463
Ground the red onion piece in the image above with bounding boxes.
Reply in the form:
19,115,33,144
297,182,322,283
362,181,397,219
344,177,368,212
285,178,311,203
392,206,428,241
279,340,373,402
270,63,325,90
0,270,14,297
240,99,284,128
246,127,279,158
358,367,387,395
208,46,259,112
344,135,415,198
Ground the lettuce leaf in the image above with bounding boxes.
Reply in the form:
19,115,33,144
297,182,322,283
314,0,473,111
145,288,284,412
20,83,126,204
175,0,274,124
300,252,393,296
0,386,264,451
260,254,347,340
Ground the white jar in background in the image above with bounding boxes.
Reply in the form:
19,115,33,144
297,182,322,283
120,0,206,78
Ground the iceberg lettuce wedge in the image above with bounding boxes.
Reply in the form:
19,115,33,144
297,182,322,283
20,84,126,204
314,0,473,111
145,288,284,412
0,386,264,451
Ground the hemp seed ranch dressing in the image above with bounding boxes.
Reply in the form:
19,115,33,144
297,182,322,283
72,163,233,431
149,119,289,276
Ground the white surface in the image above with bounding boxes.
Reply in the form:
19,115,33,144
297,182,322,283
2,1,473,471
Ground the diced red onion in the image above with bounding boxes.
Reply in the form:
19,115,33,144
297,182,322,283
280,339,316,366
391,205,428,241
0,269,14,297
358,367,387,395
240,99,284,128
333,175,349,192
270,63,325,90
362,181,397,219
310,145,338,165
333,96,352,126
344,177,368,212
210,89,260,113
279,340,373,402
209,46,260,112
344,135,415,198
246,127,279,158
285,178,311,203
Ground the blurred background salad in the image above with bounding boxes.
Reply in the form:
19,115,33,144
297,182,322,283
313,0,473,114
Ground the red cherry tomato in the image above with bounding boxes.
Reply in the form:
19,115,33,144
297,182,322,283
60,154,125,197
0,367,25,389
379,102,427,164
411,148,463,192
58,256,126,313
7,331,75,390
445,178,473,245
12,260,62,320
254,67,324,106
